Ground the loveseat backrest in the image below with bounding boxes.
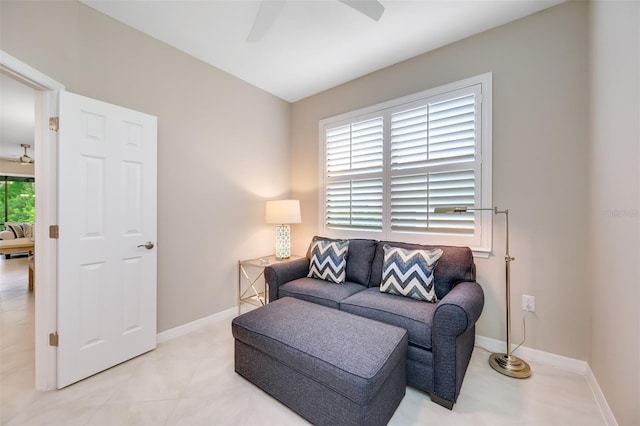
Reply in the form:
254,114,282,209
306,236,476,299
369,241,476,300
307,236,377,286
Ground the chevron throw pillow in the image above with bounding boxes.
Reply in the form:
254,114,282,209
380,244,444,302
307,239,349,284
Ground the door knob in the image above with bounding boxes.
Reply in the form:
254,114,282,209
137,242,154,250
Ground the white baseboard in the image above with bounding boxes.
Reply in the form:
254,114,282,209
475,335,588,374
476,335,617,426
156,306,236,343
585,364,619,426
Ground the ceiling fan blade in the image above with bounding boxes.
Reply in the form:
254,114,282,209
339,0,385,22
247,0,286,43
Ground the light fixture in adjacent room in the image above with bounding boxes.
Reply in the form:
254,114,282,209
434,205,531,379
19,144,34,164
265,199,301,260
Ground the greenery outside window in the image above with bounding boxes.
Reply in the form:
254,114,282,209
319,73,492,253
0,176,36,231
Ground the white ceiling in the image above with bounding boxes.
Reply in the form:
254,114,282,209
82,0,563,102
0,72,35,162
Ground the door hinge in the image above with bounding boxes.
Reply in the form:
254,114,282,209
49,225,59,239
49,332,59,347
49,117,59,132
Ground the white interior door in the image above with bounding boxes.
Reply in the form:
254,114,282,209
57,91,157,388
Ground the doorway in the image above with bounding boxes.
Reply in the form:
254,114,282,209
1,50,64,391
0,71,37,404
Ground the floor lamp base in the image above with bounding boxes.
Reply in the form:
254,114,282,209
489,353,531,379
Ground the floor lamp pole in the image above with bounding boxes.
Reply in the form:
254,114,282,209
434,205,532,378
488,208,531,378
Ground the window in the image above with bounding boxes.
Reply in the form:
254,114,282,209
319,73,492,252
0,176,36,230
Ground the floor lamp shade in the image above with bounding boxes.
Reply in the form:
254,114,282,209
265,200,301,260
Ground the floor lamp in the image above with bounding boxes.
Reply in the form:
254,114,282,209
434,206,531,379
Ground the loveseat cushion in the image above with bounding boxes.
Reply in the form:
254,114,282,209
370,242,475,300
308,236,377,286
279,277,367,309
340,288,437,350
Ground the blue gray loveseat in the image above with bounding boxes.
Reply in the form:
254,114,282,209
264,236,485,409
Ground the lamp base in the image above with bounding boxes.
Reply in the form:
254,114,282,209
489,353,531,379
274,224,291,260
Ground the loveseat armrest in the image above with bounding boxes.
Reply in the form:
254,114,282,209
431,281,484,408
434,281,484,336
265,257,310,302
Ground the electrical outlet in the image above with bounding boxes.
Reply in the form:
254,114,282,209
522,295,535,312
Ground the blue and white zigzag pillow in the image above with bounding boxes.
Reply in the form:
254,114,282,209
380,244,443,302
307,239,349,284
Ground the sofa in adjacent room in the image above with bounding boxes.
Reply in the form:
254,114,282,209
264,236,485,409
0,222,35,259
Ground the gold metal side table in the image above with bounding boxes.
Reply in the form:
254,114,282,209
238,255,302,315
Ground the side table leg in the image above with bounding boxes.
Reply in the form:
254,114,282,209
238,262,242,316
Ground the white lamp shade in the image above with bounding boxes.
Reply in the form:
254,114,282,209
265,200,301,224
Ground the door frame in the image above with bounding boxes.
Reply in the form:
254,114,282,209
1,50,64,390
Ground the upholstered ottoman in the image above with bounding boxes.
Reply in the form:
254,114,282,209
232,297,408,426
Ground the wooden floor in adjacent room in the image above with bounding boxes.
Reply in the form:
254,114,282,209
1,255,606,425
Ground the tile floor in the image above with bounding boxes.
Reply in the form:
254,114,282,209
1,256,606,425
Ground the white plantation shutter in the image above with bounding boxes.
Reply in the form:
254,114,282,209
325,117,384,230
320,74,491,251
390,92,478,233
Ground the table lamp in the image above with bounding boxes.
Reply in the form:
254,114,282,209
265,199,301,260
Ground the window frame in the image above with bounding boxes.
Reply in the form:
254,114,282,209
318,73,493,254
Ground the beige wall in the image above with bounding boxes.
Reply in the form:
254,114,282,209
291,1,590,359
0,0,292,331
588,1,640,425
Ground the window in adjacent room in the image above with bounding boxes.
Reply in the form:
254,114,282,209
0,176,36,230
319,73,492,253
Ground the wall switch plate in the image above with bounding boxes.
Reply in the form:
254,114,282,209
522,295,535,312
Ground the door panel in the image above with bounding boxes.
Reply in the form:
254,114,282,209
57,91,157,388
